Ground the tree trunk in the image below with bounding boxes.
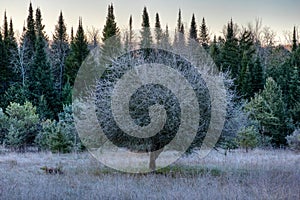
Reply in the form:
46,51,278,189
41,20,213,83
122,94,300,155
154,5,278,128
149,148,163,171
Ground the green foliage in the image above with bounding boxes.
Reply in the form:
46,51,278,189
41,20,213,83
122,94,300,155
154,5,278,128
236,126,259,152
245,78,289,146
65,18,89,86
4,101,40,150
102,4,120,42
286,129,300,151
0,108,7,144
49,128,72,153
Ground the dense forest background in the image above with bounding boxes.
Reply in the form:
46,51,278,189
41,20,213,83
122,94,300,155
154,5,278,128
0,3,299,152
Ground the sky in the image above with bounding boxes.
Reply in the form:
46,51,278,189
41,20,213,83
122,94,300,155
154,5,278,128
0,0,299,43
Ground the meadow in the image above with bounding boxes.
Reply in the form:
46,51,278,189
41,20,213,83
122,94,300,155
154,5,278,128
0,148,299,200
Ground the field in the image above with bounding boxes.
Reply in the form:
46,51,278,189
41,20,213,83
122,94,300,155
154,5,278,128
0,149,299,200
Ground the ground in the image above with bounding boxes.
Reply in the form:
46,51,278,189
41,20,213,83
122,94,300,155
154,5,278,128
0,149,299,199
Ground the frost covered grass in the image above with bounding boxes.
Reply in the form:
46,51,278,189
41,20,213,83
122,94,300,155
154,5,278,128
0,149,299,200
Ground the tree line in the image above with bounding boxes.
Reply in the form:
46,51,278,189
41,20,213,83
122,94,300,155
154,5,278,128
0,3,299,150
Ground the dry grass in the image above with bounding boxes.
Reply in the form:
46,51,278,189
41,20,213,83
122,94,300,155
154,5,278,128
0,149,299,200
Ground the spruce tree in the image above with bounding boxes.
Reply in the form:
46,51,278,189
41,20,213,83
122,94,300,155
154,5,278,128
140,7,152,48
65,18,89,86
177,9,182,33
124,15,134,51
23,2,36,54
199,17,209,50
220,19,240,80
35,8,47,40
292,26,297,52
0,31,8,107
189,14,198,43
161,25,171,50
210,35,221,70
154,13,162,45
51,11,70,106
246,78,288,146
102,4,120,42
252,56,264,94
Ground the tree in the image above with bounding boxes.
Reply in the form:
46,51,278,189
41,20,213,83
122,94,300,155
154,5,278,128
65,18,89,86
154,13,162,45
245,78,288,146
124,15,134,51
160,25,171,50
102,4,120,42
22,2,36,57
189,14,198,43
4,102,39,151
199,17,209,50
51,11,70,106
292,26,297,52
210,35,221,70
236,126,259,152
251,56,264,94
220,19,240,81
35,8,47,41
140,7,152,48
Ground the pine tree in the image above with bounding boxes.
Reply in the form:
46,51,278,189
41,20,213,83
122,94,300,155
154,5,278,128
220,19,240,80
0,31,8,106
140,7,152,48
154,13,162,45
189,14,198,43
252,56,264,94
177,9,182,33
199,17,209,50
161,25,171,50
65,18,89,86
102,4,120,42
210,35,221,70
292,26,297,52
246,78,288,146
35,8,47,40
23,2,36,54
51,11,70,106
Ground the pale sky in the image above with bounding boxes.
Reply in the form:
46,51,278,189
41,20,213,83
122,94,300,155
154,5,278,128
0,0,299,43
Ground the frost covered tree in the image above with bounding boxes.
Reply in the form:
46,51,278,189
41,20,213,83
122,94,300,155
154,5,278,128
189,14,198,44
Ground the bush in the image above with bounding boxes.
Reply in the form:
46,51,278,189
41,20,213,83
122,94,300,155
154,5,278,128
286,129,300,152
4,102,40,151
0,108,8,144
236,126,259,152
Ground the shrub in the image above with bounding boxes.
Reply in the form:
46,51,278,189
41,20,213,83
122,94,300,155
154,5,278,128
4,102,40,151
236,126,259,152
286,129,300,152
0,108,8,144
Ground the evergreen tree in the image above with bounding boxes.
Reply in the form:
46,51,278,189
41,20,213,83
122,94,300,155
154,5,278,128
140,7,152,48
154,13,162,45
189,14,198,43
292,26,297,52
23,2,36,54
124,15,134,51
51,11,70,106
177,9,182,33
220,19,240,80
161,25,171,50
246,78,288,146
252,56,264,94
0,31,8,106
29,35,57,119
199,17,209,50
35,8,47,40
65,18,89,86
210,35,221,70
102,4,120,42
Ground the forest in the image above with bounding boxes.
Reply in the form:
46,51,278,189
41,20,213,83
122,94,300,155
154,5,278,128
0,2,300,153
